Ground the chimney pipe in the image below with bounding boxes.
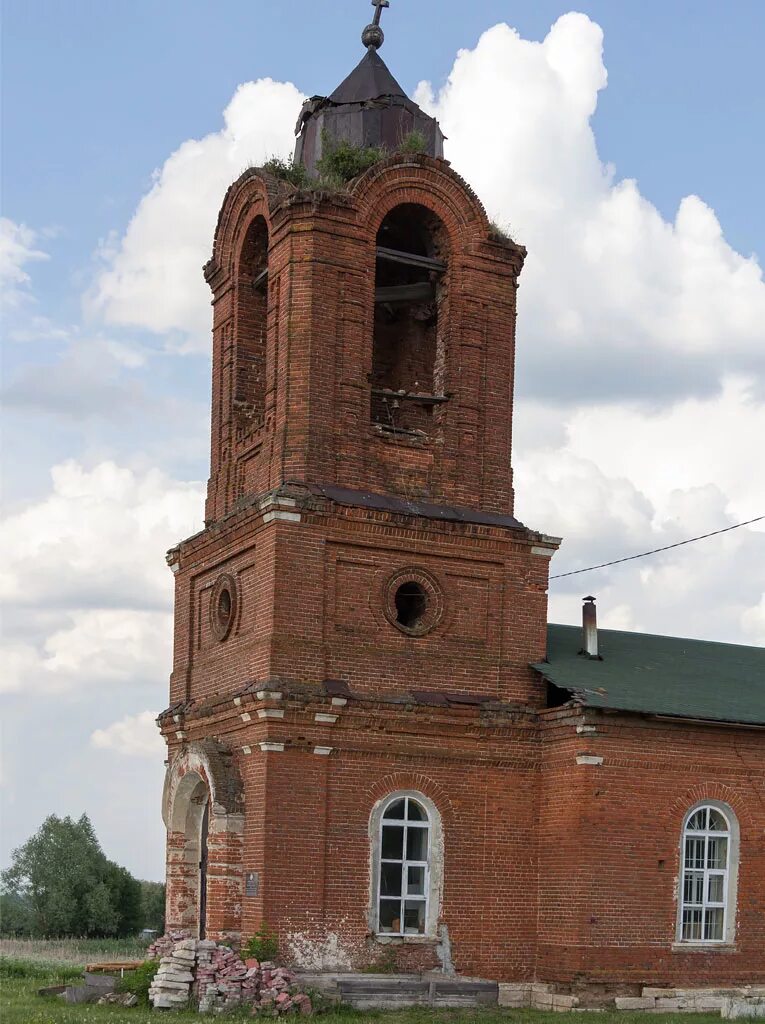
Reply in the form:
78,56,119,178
582,596,599,659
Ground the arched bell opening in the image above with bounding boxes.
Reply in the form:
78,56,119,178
235,215,270,427
371,203,449,436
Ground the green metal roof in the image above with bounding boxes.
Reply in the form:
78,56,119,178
533,624,765,726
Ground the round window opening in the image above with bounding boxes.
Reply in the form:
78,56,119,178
218,587,232,621
383,569,443,636
395,582,428,630
210,574,238,642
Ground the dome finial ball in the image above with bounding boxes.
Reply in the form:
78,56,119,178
362,23,384,50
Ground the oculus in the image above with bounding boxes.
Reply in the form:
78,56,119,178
383,568,443,636
210,573,238,642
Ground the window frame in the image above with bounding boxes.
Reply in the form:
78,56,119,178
677,800,739,946
369,790,443,940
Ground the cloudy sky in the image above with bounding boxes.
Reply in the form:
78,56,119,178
2,0,764,881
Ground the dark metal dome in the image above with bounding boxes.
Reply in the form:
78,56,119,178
294,7,444,177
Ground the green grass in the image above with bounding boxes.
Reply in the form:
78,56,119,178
0,961,726,1024
0,937,150,966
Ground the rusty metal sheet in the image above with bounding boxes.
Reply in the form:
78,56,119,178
309,483,525,531
324,678,352,697
410,690,449,707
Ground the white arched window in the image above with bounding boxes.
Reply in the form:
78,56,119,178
372,794,437,936
679,803,738,944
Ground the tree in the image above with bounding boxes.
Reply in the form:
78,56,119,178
140,880,166,933
0,892,34,936
105,862,143,936
1,814,146,937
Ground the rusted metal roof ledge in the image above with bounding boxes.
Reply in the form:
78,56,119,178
308,483,526,531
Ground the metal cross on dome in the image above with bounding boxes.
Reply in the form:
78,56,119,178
371,0,390,26
362,0,390,50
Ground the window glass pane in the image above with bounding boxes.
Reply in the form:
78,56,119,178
707,837,728,870
407,865,425,896
687,809,707,831
380,862,402,897
684,837,705,870
378,899,401,934
708,809,728,832
704,908,724,941
406,826,428,862
382,825,404,860
407,800,427,822
707,874,725,904
384,799,406,820
683,872,703,906
682,908,703,941
403,899,426,934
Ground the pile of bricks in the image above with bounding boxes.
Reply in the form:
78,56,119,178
148,938,197,1010
197,950,311,1015
246,961,312,1016
147,935,312,1015
146,930,189,960
196,942,254,1012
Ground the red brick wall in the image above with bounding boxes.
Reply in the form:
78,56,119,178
537,708,765,985
169,502,554,708
163,697,764,984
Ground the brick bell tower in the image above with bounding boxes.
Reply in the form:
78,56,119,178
160,2,560,978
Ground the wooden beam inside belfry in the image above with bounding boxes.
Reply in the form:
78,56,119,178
376,246,446,273
375,282,435,304
251,268,268,291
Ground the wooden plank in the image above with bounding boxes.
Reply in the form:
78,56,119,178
251,268,268,291
85,960,144,973
376,245,446,273
371,387,449,406
375,282,434,304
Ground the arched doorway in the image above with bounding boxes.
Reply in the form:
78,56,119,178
199,800,210,939
168,771,211,938
163,741,245,944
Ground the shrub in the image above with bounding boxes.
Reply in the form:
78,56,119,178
262,156,311,189
489,220,513,243
398,129,427,154
116,959,159,1006
316,136,385,187
242,922,279,963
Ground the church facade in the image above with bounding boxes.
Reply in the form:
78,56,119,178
159,12,765,989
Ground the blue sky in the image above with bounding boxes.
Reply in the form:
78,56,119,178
2,1,764,880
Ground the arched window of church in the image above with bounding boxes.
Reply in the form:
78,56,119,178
235,215,269,425
678,802,739,944
371,204,448,436
374,794,436,936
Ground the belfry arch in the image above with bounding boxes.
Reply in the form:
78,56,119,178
234,215,270,426
371,203,449,436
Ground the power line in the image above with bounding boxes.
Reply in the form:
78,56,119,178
549,515,765,581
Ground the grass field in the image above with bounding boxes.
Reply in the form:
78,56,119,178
0,948,726,1023
0,937,151,966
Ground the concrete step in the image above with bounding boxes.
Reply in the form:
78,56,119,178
334,974,498,1009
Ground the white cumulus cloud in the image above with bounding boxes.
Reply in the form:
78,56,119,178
0,218,49,310
0,461,204,694
417,15,765,403
91,710,164,759
89,79,304,350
